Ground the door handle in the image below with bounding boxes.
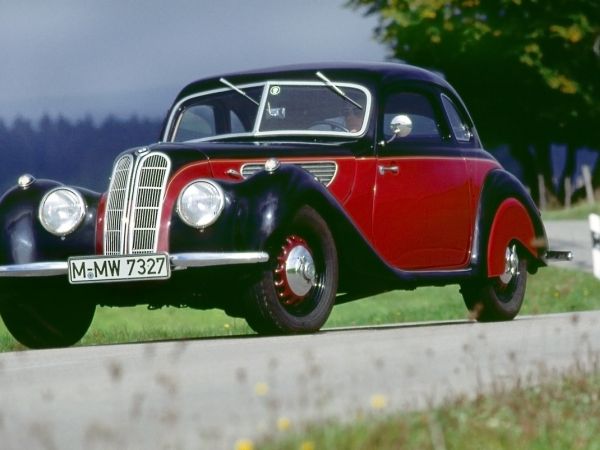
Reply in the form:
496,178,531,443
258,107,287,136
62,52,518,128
378,165,399,175
225,168,242,179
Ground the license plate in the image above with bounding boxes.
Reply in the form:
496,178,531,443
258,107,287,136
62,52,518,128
68,253,171,284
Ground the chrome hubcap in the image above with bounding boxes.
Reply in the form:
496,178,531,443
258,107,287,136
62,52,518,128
274,235,317,305
499,244,519,284
285,245,316,296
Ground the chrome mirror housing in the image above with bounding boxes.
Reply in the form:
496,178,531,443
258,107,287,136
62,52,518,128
390,114,413,139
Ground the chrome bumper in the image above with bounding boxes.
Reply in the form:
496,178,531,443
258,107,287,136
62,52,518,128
0,252,269,278
545,250,573,261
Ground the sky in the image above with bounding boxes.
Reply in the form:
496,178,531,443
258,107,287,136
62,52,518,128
0,0,388,122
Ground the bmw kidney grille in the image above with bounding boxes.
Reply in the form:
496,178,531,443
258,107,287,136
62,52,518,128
104,152,171,255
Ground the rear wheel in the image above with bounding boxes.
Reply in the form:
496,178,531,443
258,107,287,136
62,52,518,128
0,285,95,349
461,243,527,322
244,206,338,334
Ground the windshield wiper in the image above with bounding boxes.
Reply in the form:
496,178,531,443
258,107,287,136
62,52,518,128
316,71,363,110
219,77,260,106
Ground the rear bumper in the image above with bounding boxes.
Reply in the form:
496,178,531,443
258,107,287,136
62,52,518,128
544,250,573,261
0,251,269,278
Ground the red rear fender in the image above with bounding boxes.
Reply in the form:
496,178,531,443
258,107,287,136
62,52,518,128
487,198,537,277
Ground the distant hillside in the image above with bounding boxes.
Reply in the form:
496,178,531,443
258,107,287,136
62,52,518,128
0,115,162,193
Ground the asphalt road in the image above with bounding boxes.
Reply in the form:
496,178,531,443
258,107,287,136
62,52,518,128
1,311,599,450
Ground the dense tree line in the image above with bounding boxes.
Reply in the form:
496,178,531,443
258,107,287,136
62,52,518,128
0,115,162,194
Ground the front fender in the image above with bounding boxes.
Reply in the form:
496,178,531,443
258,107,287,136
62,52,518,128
0,179,100,265
166,164,400,292
167,165,344,253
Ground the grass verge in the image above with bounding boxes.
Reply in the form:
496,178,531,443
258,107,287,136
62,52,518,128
257,370,600,450
0,266,598,352
542,202,600,220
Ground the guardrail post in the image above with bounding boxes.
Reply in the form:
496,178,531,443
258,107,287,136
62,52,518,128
590,213,600,280
564,177,572,209
582,165,595,205
538,174,546,210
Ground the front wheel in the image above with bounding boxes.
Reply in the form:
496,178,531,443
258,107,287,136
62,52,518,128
243,206,338,334
0,287,96,349
461,243,528,322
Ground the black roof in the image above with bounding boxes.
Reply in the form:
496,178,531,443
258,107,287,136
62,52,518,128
174,61,455,103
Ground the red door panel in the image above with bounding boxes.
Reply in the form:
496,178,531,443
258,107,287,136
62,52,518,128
373,156,473,270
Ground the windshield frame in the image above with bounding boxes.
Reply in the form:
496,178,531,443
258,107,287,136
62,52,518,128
164,80,372,143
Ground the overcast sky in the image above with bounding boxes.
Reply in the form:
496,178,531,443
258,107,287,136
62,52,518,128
0,0,388,122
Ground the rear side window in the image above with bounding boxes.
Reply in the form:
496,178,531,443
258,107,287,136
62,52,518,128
383,92,441,142
441,95,472,142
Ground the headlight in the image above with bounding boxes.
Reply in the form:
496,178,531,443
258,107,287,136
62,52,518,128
177,180,225,228
39,187,86,236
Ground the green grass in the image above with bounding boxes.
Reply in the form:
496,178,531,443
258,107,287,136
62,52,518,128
0,266,598,352
257,370,600,450
542,202,600,220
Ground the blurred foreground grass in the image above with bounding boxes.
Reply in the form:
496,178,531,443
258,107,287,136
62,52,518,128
0,266,597,352
258,370,600,450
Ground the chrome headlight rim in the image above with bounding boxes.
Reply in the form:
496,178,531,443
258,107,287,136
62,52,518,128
38,187,87,237
176,179,225,229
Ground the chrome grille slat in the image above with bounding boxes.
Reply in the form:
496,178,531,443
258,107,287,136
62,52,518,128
103,152,171,256
104,155,134,255
128,154,171,255
241,161,337,185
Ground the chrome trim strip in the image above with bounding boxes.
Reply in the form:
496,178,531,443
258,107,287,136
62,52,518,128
0,252,269,277
170,252,269,268
0,262,68,277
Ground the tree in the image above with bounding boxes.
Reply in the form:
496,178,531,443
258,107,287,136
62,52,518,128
347,0,600,204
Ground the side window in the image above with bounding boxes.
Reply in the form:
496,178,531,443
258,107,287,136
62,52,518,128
383,92,441,142
230,110,246,134
173,105,215,142
441,95,472,142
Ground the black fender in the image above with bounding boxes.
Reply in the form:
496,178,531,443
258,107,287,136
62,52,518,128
0,179,100,265
470,169,547,278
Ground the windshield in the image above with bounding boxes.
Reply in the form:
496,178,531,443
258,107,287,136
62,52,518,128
168,81,371,142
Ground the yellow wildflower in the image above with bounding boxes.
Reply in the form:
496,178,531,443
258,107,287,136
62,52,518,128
277,417,292,431
370,394,388,410
300,441,316,450
254,382,269,396
235,439,254,450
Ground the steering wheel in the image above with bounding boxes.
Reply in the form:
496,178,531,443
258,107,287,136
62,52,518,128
308,120,349,132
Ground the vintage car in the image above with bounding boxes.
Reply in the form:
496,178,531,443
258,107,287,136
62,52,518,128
0,62,570,349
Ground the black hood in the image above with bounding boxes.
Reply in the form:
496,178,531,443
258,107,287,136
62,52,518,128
118,139,363,168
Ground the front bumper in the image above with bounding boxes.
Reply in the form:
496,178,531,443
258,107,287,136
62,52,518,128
0,251,269,278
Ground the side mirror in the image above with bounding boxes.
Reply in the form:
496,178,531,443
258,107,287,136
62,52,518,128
389,114,412,141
